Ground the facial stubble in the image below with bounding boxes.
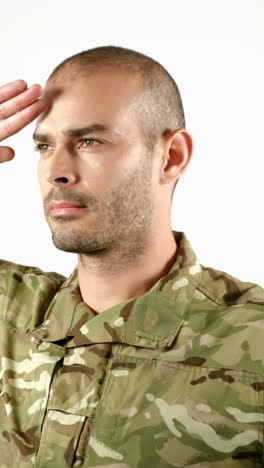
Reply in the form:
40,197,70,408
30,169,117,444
44,153,154,265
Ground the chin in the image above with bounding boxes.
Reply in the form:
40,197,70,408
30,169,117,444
51,232,106,255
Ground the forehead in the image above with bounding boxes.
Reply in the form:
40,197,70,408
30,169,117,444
37,69,143,136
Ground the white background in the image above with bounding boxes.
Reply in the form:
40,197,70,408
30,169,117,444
0,0,263,286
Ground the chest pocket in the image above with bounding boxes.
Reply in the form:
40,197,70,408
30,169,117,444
34,343,112,468
91,354,263,467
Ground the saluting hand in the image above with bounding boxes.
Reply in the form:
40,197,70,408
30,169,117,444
0,80,45,163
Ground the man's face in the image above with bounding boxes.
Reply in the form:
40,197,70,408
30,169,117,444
35,69,155,256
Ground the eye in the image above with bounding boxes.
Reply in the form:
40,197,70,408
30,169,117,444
34,144,51,153
80,138,101,148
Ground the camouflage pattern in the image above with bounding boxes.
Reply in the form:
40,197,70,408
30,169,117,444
0,231,263,467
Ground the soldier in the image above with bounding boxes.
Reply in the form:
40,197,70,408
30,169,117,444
0,46,263,467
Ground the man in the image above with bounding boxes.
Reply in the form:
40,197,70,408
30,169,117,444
0,46,263,467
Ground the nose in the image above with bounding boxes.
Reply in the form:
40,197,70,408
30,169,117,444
44,146,79,187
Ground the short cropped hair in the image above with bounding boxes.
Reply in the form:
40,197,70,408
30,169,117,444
48,46,185,152
48,46,186,194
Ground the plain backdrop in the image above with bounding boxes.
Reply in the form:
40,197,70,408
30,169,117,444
0,0,263,286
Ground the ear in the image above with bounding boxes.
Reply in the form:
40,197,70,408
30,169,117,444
159,128,193,186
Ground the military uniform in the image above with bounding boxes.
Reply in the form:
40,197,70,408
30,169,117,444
0,232,263,467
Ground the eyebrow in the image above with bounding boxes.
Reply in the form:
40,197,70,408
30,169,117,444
32,124,122,142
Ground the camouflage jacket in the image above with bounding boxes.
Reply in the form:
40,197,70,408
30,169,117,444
0,232,263,467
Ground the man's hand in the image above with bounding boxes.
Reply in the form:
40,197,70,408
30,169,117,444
0,80,45,163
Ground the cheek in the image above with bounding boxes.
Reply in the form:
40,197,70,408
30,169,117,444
79,160,121,193
37,162,47,195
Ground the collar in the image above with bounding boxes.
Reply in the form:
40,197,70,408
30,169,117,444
31,232,201,349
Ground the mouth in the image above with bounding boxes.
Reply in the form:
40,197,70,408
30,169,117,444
49,201,87,216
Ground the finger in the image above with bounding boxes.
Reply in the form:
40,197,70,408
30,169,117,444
0,99,46,141
0,146,15,163
0,84,43,120
0,80,28,104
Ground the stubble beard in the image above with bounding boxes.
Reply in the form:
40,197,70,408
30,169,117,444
45,154,154,265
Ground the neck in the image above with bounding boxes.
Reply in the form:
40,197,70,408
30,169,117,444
77,229,177,314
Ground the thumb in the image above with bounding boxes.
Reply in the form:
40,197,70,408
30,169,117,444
0,146,15,163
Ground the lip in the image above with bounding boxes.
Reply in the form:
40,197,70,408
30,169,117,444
49,201,87,216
